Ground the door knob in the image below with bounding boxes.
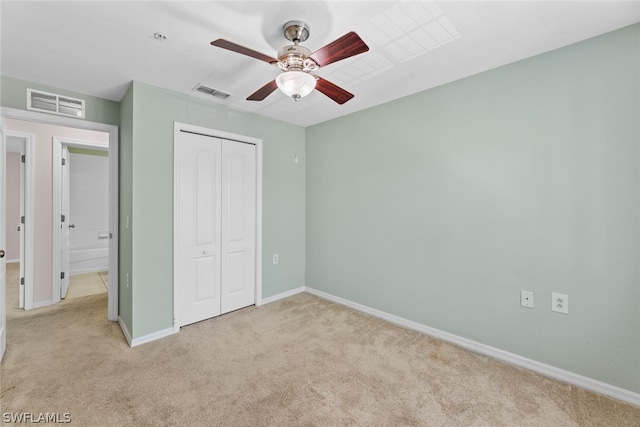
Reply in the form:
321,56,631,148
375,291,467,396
69,224,76,229
0,250,5,258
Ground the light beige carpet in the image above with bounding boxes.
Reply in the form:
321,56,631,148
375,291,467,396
1,265,638,426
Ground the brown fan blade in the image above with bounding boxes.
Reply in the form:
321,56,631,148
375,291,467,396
247,80,278,101
309,32,369,67
211,39,278,64
315,77,354,105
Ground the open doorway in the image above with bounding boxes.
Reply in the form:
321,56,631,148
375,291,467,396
1,107,118,321
52,137,109,301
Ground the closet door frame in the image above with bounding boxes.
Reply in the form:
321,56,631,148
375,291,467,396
172,122,263,332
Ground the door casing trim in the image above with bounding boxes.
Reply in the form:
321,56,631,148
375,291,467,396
4,131,35,310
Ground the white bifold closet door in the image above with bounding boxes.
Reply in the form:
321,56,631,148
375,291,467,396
176,131,256,327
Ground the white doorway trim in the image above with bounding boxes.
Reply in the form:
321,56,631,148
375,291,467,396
52,137,108,303
5,131,35,310
172,122,263,333
1,123,6,361
1,107,119,322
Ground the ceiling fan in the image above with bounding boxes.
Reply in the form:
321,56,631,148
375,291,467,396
211,21,369,104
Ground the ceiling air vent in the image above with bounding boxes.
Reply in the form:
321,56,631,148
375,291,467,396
27,89,85,119
193,84,231,100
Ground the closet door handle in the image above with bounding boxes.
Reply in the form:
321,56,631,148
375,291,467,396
202,250,208,255
69,224,76,229
0,250,5,258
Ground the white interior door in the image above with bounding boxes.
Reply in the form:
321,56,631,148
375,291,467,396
177,132,222,326
1,125,7,361
60,145,70,299
220,142,256,313
19,144,25,308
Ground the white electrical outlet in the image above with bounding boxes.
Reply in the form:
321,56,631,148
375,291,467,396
273,254,279,265
552,293,569,314
521,290,534,308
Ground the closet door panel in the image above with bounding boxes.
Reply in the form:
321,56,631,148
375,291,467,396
221,142,256,313
177,133,222,326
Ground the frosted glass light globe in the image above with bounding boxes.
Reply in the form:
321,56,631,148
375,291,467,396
276,71,316,101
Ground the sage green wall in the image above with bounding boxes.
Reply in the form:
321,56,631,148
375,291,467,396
128,81,305,338
1,75,120,126
306,24,640,392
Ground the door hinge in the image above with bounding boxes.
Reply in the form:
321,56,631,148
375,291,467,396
62,158,66,166
20,277,25,285
21,154,26,163
61,272,65,280
61,214,65,222
21,216,25,224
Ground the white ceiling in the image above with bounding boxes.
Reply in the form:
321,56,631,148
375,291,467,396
1,1,639,127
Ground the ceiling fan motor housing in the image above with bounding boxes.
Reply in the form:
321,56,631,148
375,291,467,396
277,45,318,72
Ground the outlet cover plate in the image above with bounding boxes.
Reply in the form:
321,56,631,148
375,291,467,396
552,292,568,314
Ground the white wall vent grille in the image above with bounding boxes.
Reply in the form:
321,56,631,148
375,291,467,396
193,84,231,100
27,89,86,119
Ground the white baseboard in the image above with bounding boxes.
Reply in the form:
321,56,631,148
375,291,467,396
6,258,19,264
117,316,175,348
118,316,132,346
261,286,306,305
304,287,640,407
130,327,175,348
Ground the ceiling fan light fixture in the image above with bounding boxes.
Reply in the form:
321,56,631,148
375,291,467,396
211,21,369,104
276,71,316,101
